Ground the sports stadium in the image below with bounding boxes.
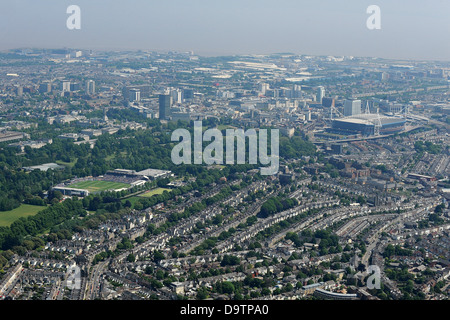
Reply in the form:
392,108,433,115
330,114,406,136
53,168,172,196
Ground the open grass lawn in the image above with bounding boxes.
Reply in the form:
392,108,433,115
56,158,78,168
121,196,142,207
139,188,171,198
68,180,130,193
0,204,46,227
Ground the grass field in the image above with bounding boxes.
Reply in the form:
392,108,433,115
68,180,130,193
0,204,45,227
139,188,171,198
56,158,78,168
121,196,142,207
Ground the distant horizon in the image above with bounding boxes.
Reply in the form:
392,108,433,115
4,46,450,64
1,1,449,62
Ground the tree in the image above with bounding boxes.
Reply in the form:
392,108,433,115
221,281,235,294
126,254,135,262
22,240,35,251
261,288,271,296
221,255,240,266
156,270,165,280
153,250,165,262
212,214,223,225
196,286,209,300
144,266,153,275
282,283,293,293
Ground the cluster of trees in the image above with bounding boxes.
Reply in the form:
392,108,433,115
220,255,240,266
288,229,344,256
279,136,317,159
383,244,414,258
259,196,298,218
92,237,137,265
0,199,85,251
285,232,304,247
206,273,281,299
0,249,15,269
92,250,118,265
45,229,73,243
0,166,71,211
218,227,237,241
332,189,366,206
190,237,218,256
309,229,342,255
386,267,414,283
434,203,446,214
414,140,442,154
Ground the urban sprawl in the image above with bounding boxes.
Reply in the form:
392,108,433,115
0,49,449,301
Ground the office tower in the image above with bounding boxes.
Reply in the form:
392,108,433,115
159,94,172,120
16,86,23,96
316,86,325,104
292,84,302,98
86,80,95,95
129,89,141,102
70,82,81,91
122,85,151,100
183,88,194,100
322,97,335,108
380,72,389,81
170,89,183,104
39,82,52,94
344,99,362,116
62,81,71,92
272,89,280,98
258,83,270,95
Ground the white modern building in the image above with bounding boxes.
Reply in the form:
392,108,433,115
344,99,362,117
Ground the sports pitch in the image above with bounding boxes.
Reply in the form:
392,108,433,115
68,180,130,193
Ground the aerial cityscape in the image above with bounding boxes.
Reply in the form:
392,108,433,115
0,2,449,306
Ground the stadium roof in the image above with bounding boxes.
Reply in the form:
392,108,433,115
335,114,406,126
136,168,172,177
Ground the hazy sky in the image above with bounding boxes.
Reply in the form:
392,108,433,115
0,0,449,61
